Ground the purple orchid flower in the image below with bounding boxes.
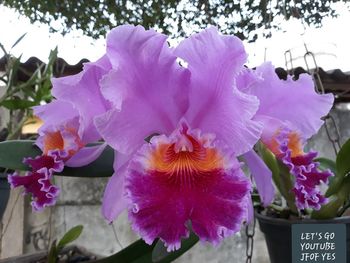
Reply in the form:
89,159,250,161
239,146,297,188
237,62,334,210
95,25,262,251
9,56,112,211
9,23,334,249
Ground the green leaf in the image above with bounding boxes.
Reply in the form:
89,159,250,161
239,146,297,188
327,138,350,196
7,56,21,88
0,140,41,170
314,157,336,174
258,143,281,192
60,144,114,177
47,240,58,263
0,98,37,110
277,161,298,214
251,193,261,204
336,137,350,177
0,140,114,177
57,225,83,250
257,143,299,213
94,234,198,263
312,176,350,219
11,33,27,49
152,232,199,263
258,143,298,213
311,195,345,219
93,239,156,263
45,47,58,71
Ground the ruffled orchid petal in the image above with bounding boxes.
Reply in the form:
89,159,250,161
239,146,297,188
175,27,262,155
125,123,251,250
8,151,65,211
24,149,67,173
51,56,111,142
34,100,78,134
65,143,107,167
189,169,250,245
292,186,328,210
34,100,83,154
236,67,262,94
272,128,332,210
175,27,247,78
243,150,274,206
244,62,334,139
95,25,190,155
253,115,288,146
35,117,84,157
9,171,60,211
102,154,130,222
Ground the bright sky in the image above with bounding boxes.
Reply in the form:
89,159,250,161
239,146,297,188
0,3,350,71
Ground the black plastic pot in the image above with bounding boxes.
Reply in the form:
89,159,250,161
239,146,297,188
256,212,350,263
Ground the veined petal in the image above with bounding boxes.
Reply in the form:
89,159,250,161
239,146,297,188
95,25,190,155
51,56,111,143
125,123,251,250
175,27,262,155
34,100,78,135
175,27,247,78
65,143,107,167
102,171,128,223
243,150,274,206
245,62,334,139
102,153,130,222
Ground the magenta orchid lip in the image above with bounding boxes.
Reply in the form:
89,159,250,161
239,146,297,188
8,25,334,250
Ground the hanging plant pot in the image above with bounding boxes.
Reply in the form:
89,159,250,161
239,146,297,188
0,173,10,220
256,211,350,263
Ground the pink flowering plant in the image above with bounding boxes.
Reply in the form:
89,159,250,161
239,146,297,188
1,25,349,260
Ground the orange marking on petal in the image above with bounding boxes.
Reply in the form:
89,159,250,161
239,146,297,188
148,133,225,188
43,131,64,155
265,130,304,158
287,132,304,157
43,126,84,157
265,132,280,156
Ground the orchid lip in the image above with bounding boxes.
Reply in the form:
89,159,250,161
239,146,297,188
125,122,251,249
266,127,333,210
41,126,84,158
8,151,65,211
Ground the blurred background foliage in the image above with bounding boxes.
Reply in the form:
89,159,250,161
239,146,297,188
0,35,56,140
1,0,348,42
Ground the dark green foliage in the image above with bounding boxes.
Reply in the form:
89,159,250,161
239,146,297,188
2,0,346,41
0,140,115,177
312,137,350,219
93,232,198,263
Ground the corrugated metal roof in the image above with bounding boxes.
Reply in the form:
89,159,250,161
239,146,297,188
0,56,88,81
1,56,350,102
276,67,350,103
